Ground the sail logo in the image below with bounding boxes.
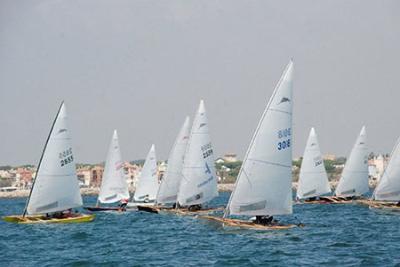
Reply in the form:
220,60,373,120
314,156,323,167
278,97,290,105
58,129,67,134
198,176,214,188
310,143,316,147
205,162,211,174
199,123,207,129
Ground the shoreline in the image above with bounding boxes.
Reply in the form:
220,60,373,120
0,180,378,199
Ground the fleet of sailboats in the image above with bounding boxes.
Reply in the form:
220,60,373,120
3,59,397,227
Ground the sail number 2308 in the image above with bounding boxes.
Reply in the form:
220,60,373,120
277,128,291,151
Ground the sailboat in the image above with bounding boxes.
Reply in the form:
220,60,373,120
296,127,331,203
138,117,191,213
84,130,130,212
173,100,219,215
128,144,159,207
331,126,369,202
365,137,400,210
202,60,301,229
3,102,95,224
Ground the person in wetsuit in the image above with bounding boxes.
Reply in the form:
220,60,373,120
254,215,275,226
188,204,202,211
119,198,129,211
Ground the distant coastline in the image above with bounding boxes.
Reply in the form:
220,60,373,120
0,181,378,199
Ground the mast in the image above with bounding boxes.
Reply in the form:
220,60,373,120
23,101,65,217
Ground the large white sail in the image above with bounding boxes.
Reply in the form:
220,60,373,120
98,130,130,204
226,60,293,217
335,126,369,197
373,138,400,201
296,128,331,199
26,103,83,215
133,144,159,202
177,100,218,206
156,117,191,204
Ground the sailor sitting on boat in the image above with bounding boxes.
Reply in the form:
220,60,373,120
188,204,202,211
250,216,278,226
119,199,129,211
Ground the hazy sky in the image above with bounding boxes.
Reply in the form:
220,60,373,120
0,0,399,165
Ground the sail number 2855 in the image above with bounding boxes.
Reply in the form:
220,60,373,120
277,128,291,151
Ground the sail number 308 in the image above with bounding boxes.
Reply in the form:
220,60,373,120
277,128,291,151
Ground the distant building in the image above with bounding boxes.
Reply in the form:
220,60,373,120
123,162,141,187
323,154,336,161
77,167,91,187
90,166,104,187
16,168,33,189
215,158,225,164
367,154,389,181
222,153,238,163
158,161,167,182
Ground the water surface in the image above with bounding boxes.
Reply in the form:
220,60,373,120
1,192,399,266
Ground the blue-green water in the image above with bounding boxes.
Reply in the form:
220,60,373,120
1,192,400,266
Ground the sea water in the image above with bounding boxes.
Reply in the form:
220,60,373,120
1,192,400,266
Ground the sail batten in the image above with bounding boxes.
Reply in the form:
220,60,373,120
133,144,159,202
335,126,369,197
297,127,331,200
226,60,294,217
98,130,129,204
177,100,218,206
26,103,83,215
156,117,191,204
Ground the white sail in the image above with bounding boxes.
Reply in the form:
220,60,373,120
27,103,83,215
296,128,331,199
156,117,191,204
177,100,218,206
226,60,293,217
133,144,159,202
98,130,130,204
373,138,400,201
335,126,369,197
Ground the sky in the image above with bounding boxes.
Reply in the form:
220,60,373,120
0,0,399,165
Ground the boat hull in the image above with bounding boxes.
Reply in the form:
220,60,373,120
84,206,122,212
200,215,298,230
368,202,400,211
297,196,365,205
137,205,162,213
2,214,95,224
137,206,223,215
127,202,155,208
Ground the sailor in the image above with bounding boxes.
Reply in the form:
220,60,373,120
119,198,129,211
188,204,202,211
254,215,275,225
